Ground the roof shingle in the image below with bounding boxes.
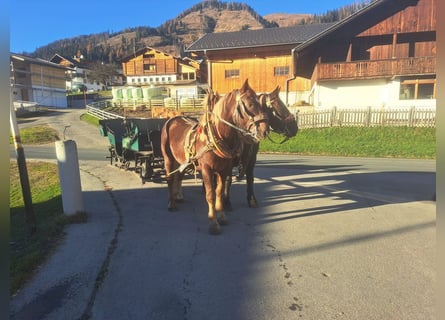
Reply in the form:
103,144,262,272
186,23,335,51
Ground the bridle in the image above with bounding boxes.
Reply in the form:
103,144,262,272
263,94,296,144
216,90,269,143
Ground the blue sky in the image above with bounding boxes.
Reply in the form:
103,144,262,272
10,0,358,53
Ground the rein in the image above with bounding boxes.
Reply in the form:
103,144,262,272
263,94,295,144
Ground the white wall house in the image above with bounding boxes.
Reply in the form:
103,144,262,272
312,78,436,110
293,0,436,111
11,53,69,109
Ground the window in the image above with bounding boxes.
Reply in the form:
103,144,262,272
143,53,155,59
418,83,434,99
225,69,240,78
274,66,289,76
143,64,156,72
400,78,435,100
180,72,195,80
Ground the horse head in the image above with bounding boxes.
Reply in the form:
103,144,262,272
260,86,298,138
230,79,269,143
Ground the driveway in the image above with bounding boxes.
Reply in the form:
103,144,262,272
10,109,436,320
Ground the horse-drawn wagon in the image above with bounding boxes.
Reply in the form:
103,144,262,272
99,117,167,183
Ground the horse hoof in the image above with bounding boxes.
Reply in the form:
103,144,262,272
248,200,258,208
218,216,228,226
208,223,222,235
223,201,233,212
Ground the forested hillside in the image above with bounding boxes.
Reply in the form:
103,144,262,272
28,0,373,65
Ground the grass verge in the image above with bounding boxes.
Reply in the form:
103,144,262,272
10,161,87,295
80,112,100,126
10,126,59,145
260,126,436,159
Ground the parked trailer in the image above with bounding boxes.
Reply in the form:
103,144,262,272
99,118,167,183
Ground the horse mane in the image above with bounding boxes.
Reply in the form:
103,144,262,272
200,89,235,127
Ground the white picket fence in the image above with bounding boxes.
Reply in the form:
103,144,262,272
88,99,436,128
296,106,435,128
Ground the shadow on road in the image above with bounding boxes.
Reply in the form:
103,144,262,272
11,160,436,320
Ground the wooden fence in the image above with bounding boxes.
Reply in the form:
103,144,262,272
296,106,435,128
86,101,124,119
111,95,206,111
88,99,436,129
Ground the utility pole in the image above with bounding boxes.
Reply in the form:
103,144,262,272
10,59,36,234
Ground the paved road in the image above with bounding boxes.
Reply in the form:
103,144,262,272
10,109,436,320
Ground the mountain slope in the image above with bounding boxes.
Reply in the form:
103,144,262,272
32,1,279,64
30,0,371,65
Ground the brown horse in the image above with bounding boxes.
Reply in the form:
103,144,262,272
160,80,269,234
223,85,299,210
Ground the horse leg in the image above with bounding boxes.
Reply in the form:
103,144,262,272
222,174,233,211
215,172,228,225
202,168,221,235
245,158,258,208
167,173,177,211
174,172,185,202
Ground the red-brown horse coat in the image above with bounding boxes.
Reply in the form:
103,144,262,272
161,80,269,234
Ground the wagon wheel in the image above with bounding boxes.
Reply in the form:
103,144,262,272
109,147,115,165
140,160,154,180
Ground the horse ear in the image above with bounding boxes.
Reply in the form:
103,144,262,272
271,85,280,96
240,79,249,93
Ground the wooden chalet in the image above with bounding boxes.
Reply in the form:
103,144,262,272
186,23,333,104
11,53,70,108
120,47,205,97
293,0,436,109
50,53,123,92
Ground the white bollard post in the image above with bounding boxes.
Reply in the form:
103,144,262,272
55,140,84,215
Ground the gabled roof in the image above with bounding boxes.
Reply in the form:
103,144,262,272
11,53,73,70
120,46,180,62
49,53,92,69
294,0,419,54
186,23,335,52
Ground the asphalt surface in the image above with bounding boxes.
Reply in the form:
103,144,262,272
10,109,436,320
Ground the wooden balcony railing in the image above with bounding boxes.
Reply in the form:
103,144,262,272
317,56,436,81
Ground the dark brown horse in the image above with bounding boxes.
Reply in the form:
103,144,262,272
223,85,299,210
161,80,269,234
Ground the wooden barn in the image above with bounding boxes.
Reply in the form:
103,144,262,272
10,53,70,109
185,23,334,104
121,47,205,98
293,0,436,109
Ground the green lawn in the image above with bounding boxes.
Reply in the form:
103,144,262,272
10,160,86,295
10,125,59,145
260,126,435,159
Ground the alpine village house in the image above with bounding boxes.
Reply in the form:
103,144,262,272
186,0,436,110
10,53,70,109
11,0,436,113
120,47,206,100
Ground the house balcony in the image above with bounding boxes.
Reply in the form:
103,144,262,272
316,56,436,81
